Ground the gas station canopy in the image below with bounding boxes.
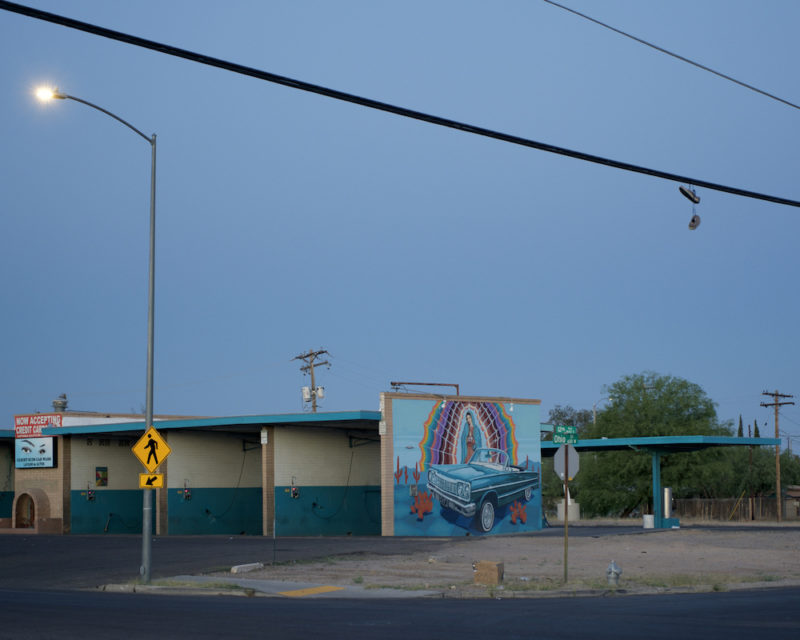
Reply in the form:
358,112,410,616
541,435,780,529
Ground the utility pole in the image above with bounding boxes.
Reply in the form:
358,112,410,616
294,349,330,412
761,390,794,522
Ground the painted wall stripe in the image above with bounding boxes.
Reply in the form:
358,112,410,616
278,585,345,597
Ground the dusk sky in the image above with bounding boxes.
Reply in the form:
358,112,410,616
2,1,799,449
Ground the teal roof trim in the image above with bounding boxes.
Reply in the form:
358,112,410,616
542,435,780,456
41,410,382,436
150,410,381,430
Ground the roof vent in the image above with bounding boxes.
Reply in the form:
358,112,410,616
52,393,68,412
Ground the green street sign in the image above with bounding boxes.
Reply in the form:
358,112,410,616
553,425,578,444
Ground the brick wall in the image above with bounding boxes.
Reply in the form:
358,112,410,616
15,438,66,520
380,394,394,536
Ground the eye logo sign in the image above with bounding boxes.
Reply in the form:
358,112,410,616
15,437,55,468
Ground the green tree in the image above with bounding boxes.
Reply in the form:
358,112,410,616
754,420,761,438
737,415,744,437
781,451,800,488
546,404,593,437
574,372,731,517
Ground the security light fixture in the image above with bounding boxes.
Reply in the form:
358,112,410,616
35,86,66,101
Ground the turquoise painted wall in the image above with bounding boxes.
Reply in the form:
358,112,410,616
70,490,150,534
275,485,380,536
0,491,13,518
68,486,378,536
168,487,262,535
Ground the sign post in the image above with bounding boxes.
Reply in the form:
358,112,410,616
553,429,579,583
132,426,171,565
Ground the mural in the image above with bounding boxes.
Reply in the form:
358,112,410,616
391,397,541,536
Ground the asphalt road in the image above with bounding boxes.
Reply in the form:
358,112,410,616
2,528,799,639
2,586,799,640
0,534,456,589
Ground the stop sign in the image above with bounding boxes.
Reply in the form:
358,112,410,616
553,444,579,481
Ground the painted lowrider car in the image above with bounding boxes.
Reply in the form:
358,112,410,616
427,448,539,532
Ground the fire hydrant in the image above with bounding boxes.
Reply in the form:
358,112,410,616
606,560,622,587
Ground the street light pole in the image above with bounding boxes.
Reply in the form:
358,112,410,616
143,131,156,584
593,397,612,427
37,87,157,583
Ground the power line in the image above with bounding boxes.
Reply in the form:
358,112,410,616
2,0,800,209
542,0,800,112
778,410,800,425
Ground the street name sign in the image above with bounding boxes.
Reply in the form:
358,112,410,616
132,426,172,473
552,424,578,445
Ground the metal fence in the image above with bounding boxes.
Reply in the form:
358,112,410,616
674,497,800,521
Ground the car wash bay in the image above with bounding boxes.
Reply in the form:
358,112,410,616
6,411,382,536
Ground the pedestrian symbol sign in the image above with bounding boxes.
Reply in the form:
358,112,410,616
132,426,171,473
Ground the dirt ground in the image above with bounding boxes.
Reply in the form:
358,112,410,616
225,520,800,597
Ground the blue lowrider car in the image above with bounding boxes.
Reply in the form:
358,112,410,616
427,448,539,532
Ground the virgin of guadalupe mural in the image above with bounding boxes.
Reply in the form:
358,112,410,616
460,411,483,463
418,401,518,468
390,394,541,536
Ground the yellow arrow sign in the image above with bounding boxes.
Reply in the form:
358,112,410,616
132,426,172,473
139,473,164,489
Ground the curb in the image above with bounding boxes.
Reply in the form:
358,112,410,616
98,583,267,597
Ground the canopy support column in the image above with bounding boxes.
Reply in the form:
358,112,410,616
652,450,663,529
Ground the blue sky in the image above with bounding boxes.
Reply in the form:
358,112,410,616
2,1,799,448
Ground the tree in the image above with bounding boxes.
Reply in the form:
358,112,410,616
546,404,593,438
738,415,744,438
780,451,800,488
754,420,761,438
573,372,731,517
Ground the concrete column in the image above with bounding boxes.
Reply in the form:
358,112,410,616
652,451,663,529
261,427,275,536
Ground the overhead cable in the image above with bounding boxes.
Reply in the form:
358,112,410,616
542,0,800,112
2,0,799,209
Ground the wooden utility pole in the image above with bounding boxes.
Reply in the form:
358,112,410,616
294,349,330,412
760,390,794,522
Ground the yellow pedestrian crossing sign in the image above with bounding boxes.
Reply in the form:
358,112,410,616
132,426,172,473
139,473,164,489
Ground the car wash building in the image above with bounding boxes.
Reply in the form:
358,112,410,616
0,392,543,537
2,409,383,536
1,391,776,536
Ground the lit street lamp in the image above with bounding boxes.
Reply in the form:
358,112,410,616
36,86,157,583
593,397,612,427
